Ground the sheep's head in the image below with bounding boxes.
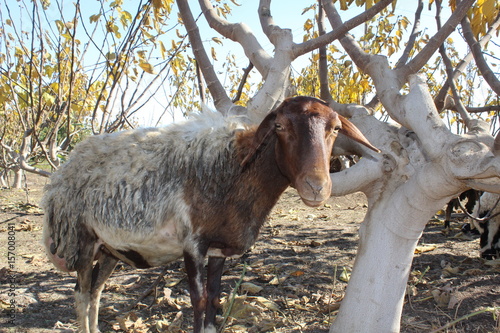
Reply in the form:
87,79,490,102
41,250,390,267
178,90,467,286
243,96,380,207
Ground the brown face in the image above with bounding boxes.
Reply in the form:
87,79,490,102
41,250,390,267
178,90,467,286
273,97,339,207
243,96,379,207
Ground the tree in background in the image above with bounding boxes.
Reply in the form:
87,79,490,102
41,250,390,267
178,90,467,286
1,0,500,331
0,0,191,187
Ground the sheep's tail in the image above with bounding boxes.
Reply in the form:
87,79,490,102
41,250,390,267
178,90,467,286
42,195,96,272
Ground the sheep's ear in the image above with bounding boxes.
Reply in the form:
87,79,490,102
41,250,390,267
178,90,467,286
338,115,381,153
240,110,277,167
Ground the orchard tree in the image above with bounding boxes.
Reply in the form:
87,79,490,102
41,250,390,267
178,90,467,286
0,0,194,187
172,0,500,332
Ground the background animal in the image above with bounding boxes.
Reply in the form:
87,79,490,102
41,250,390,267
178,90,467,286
42,96,379,333
443,189,481,229
470,191,500,260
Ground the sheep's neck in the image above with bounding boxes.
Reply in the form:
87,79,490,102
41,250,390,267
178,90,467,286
186,129,290,257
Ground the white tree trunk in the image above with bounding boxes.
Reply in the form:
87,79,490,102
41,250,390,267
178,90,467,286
12,167,23,189
330,174,452,332
329,73,500,332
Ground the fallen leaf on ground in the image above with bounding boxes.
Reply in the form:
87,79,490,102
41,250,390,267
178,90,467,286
290,270,305,277
249,296,280,312
240,282,263,294
339,267,351,282
269,275,288,285
414,245,437,254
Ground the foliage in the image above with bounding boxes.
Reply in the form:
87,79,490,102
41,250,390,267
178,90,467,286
0,0,189,185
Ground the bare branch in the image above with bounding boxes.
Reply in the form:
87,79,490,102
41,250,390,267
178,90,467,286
317,0,332,103
366,0,424,109
394,0,424,68
258,0,280,44
232,62,254,103
435,16,500,110
399,0,475,79
198,0,272,76
177,0,234,114
19,135,51,177
296,0,393,59
196,61,207,105
461,13,500,96
321,1,371,72
435,0,473,127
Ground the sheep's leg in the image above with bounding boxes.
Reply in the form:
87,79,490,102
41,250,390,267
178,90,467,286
75,263,94,333
444,200,454,229
184,251,207,333
89,252,118,333
204,257,225,332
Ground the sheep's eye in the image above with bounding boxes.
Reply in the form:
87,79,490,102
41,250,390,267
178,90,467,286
275,123,284,131
330,126,341,136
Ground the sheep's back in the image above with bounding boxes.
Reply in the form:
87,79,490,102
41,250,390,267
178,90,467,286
42,114,248,270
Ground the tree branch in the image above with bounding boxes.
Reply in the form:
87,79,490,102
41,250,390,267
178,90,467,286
317,0,332,103
296,0,393,59
258,0,280,44
232,62,254,103
177,0,234,114
435,0,473,128
399,0,475,79
198,0,272,76
461,12,500,96
435,15,500,110
366,0,424,108
395,0,424,69
321,0,371,72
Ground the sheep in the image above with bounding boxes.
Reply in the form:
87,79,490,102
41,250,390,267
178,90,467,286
443,189,481,229
470,191,500,260
42,96,379,333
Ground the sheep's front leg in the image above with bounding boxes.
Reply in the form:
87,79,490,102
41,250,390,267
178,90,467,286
75,264,93,333
204,257,225,332
89,252,118,332
184,251,207,333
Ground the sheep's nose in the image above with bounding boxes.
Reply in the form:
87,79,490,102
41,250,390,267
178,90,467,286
306,178,323,196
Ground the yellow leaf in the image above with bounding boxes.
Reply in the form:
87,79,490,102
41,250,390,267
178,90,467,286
339,267,351,282
89,14,101,23
164,277,182,287
212,37,223,45
42,92,55,106
211,47,217,61
159,40,166,60
269,275,287,285
482,0,496,22
360,79,370,91
304,19,313,31
414,244,437,254
139,61,156,74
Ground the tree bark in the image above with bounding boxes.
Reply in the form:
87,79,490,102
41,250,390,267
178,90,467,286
12,167,23,189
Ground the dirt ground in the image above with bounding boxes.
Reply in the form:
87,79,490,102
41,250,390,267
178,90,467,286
0,174,499,333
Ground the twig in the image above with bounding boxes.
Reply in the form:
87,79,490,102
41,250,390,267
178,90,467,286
219,262,247,333
430,307,500,333
457,195,500,222
327,264,339,323
121,266,170,313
